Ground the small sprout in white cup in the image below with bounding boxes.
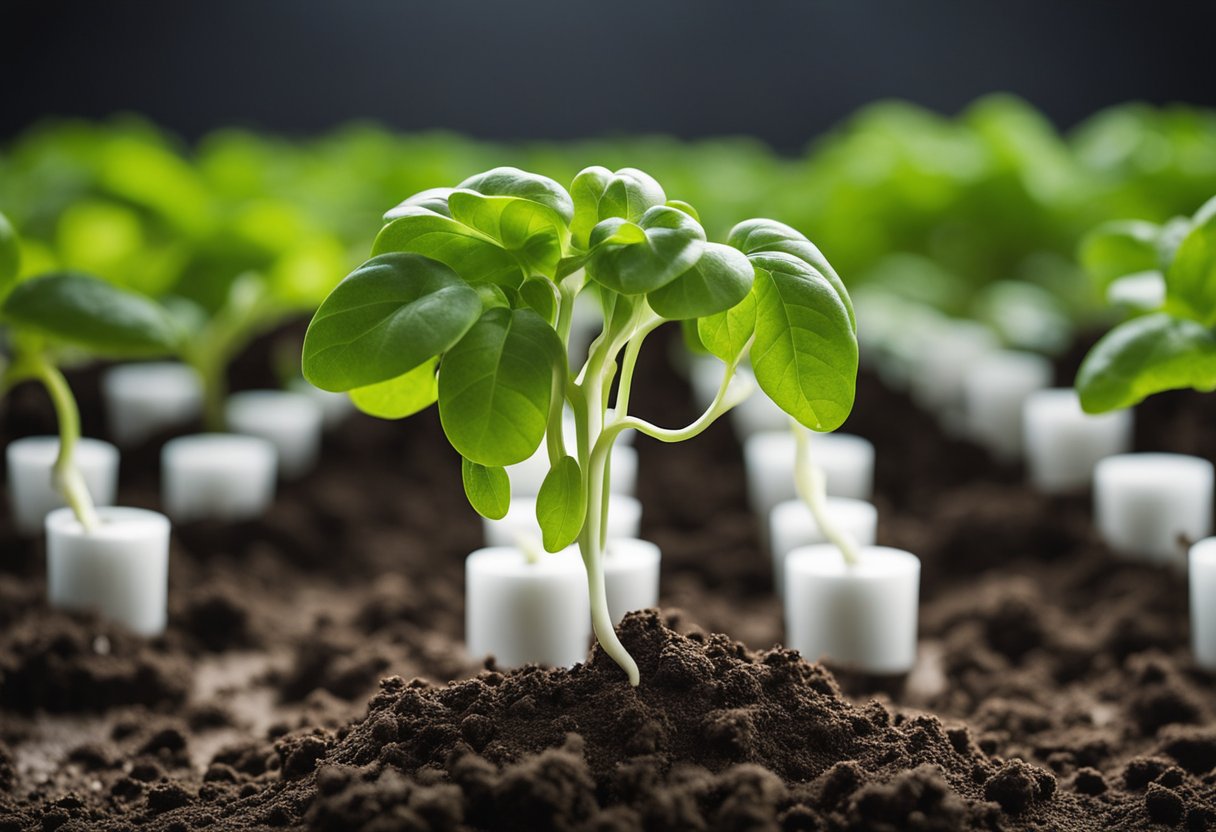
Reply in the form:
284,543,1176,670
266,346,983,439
101,361,204,447
465,545,591,670
770,496,877,595
7,436,119,537
225,390,324,479
46,506,171,636
782,423,919,675
483,494,641,549
1189,538,1216,672
602,538,661,625
962,349,1054,461
1094,453,1214,567
743,430,875,523
1023,388,1133,494
161,434,278,522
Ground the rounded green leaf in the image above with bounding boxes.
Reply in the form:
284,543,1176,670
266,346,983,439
384,187,455,220
647,242,754,320
438,307,563,467
1165,214,1216,326
750,252,858,431
697,289,757,364
462,458,511,520
448,191,568,278
457,167,574,224
536,455,586,552
1,273,180,357
0,211,20,295
570,166,666,249
1080,220,1162,290
348,358,439,419
373,209,524,288
587,205,706,295
519,277,557,323
1077,312,1216,413
302,252,481,392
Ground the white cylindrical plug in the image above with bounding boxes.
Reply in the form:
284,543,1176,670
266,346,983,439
465,546,591,669
46,506,171,636
1190,538,1216,671
483,494,641,549
1023,389,1134,494
743,431,875,521
603,538,661,624
908,322,999,432
7,436,120,537
963,350,1054,461
784,544,920,675
225,390,324,480
102,362,203,447
770,497,878,594
507,430,636,497
161,434,278,523
1094,453,1214,567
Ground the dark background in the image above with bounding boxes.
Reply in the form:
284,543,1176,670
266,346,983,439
4,0,1215,150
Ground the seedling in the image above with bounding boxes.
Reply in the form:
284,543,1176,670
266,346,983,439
302,166,858,684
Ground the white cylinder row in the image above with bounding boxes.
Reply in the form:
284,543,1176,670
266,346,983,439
908,322,1000,434
46,506,171,636
7,436,120,537
482,494,641,549
1023,388,1134,494
743,431,875,522
102,362,203,447
784,544,920,675
1095,453,1213,567
962,350,1054,461
603,538,661,624
225,390,323,480
507,424,635,498
769,497,878,594
1190,538,1216,671
161,434,278,522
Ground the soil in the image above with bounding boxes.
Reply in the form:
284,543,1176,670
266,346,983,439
0,324,1214,831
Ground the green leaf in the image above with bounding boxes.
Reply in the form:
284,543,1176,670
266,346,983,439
1076,312,1216,413
519,277,557,323
1165,214,1216,326
750,252,858,431
728,219,855,330
0,212,20,295
348,358,439,419
448,190,568,277
373,209,524,288
647,242,754,320
697,289,757,363
302,252,481,391
570,166,666,249
457,167,574,224
385,187,455,219
475,283,511,312
1,273,180,357
438,307,563,467
461,458,511,520
1080,220,1163,290
586,205,706,295
535,455,586,552
666,199,700,222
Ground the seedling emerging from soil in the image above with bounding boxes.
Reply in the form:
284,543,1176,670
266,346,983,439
302,166,858,684
0,211,179,528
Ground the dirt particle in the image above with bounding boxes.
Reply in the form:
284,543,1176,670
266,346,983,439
1145,782,1185,826
982,759,1054,814
1073,767,1107,795
146,782,192,814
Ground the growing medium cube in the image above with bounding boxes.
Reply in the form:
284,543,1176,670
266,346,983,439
1095,454,1214,567
1023,388,1133,494
7,436,119,536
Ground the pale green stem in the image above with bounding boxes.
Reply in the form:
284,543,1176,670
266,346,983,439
792,420,861,567
31,358,99,531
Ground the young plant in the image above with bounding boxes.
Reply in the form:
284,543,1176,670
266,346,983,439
1075,194,1216,413
0,211,181,527
790,420,862,568
302,166,858,684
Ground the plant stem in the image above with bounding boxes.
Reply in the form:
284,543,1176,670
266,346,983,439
791,420,861,567
30,357,99,531
195,350,228,433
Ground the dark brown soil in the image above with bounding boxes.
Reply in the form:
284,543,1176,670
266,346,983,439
0,323,1213,831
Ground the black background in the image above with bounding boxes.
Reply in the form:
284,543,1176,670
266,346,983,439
3,0,1215,149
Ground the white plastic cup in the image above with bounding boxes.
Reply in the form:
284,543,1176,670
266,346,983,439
102,362,203,447
6,436,120,537
603,538,661,624
225,390,323,480
46,506,171,636
1023,389,1134,494
161,434,278,522
743,431,875,521
483,494,642,549
908,322,999,429
769,498,878,595
963,350,1054,460
1190,538,1216,671
289,379,355,431
465,546,591,669
1094,453,1214,567
507,444,637,498
784,544,920,675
